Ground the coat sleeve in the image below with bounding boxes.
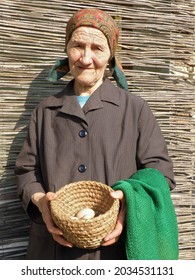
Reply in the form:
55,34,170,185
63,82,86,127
136,100,175,190
15,108,45,220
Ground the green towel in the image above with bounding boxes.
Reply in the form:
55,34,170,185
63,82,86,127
112,168,178,260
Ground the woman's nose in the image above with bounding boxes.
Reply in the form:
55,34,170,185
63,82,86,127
80,48,93,65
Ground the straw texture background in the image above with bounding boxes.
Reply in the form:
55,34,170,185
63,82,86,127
0,0,194,259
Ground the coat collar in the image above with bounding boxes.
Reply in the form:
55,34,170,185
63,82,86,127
44,78,120,122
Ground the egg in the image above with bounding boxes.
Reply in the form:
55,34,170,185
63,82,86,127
76,208,95,219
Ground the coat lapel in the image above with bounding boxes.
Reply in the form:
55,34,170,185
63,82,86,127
46,79,120,124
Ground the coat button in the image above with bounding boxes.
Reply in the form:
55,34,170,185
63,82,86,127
78,164,87,173
79,130,87,138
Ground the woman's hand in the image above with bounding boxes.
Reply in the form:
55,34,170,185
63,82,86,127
101,190,126,246
31,192,73,247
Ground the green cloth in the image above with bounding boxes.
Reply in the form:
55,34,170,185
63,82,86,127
112,168,178,260
109,57,129,91
47,58,69,83
47,56,129,91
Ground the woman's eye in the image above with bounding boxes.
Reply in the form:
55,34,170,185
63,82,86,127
75,44,83,48
93,45,103,51
72,42,83,49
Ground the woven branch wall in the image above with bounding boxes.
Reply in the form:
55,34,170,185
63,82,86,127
0,0,194,259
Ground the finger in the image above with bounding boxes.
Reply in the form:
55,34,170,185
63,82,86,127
104,221,123,242
52,234,73,247
46,221,63,236
110,190,124,200
43,209,63,236
46,192,57,201
103,199,126,242
40,203,63,236
101,237,118,246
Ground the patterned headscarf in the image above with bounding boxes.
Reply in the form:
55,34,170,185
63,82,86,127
48,8,128,91
65,8,119,59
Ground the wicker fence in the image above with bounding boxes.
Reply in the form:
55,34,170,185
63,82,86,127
0,0,194,259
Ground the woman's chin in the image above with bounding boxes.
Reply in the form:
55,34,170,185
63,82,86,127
75,78,98,89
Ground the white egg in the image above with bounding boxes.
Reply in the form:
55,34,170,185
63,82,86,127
76,208,95,219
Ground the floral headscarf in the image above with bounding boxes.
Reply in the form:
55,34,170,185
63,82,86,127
65,8,119,59
48,8,128,91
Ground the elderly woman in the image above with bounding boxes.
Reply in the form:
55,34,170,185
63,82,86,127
15,9,176,260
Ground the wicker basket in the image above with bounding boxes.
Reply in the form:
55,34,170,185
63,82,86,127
50,181,120,249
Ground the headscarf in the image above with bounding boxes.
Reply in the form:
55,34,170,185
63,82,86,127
65,8,119,58
48,8,128,91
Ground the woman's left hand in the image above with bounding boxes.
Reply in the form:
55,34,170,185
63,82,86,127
101,190,126,246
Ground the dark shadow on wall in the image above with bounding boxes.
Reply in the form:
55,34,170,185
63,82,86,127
0,68,68,259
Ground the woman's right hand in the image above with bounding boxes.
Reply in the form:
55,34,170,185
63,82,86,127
31,192,73,247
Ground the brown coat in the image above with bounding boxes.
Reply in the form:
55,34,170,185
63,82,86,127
15,78,175,259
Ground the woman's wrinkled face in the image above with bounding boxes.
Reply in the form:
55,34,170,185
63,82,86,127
66,26,111,90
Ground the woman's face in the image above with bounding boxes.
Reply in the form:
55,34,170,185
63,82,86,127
66,26,111,91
